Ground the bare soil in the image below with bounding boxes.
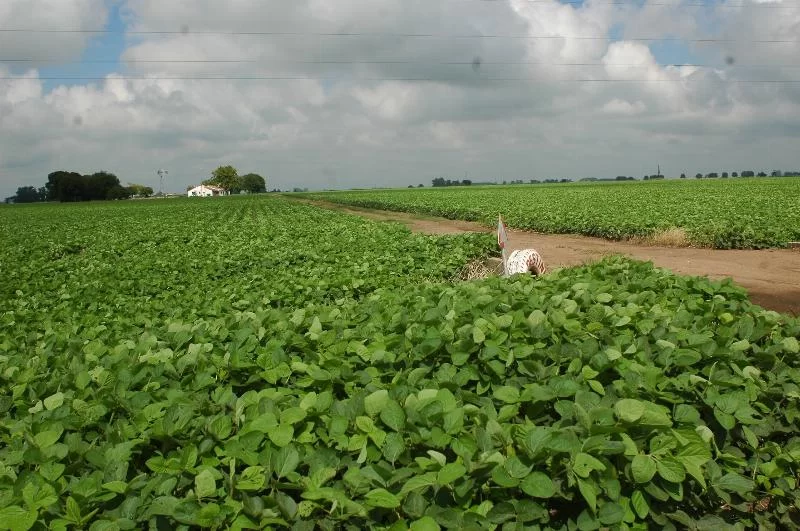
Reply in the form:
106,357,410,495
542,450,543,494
298,199,800,315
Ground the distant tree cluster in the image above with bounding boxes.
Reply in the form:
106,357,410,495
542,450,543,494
9,186,48,203
2,171,154,203
127,184,155,198
690,170,797,179
581,176,637,182
203,166,267,194
643,175,665,180
44,171,131,202
431,178,472,187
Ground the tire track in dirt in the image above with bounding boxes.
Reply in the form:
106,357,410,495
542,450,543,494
291,198,800,315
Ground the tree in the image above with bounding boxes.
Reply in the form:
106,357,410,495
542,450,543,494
757,171,767,177
722,172,729,178
695,173,703,179
204,165,242,193
86,171,123,200
240,173,267,193
680,173,686,179
462,179,472,186
732,172,738,178
706,172,718,178
13,186,46,203
742,170,755,177
417,184,424,188
107,185,132,200
127,184,154,197
46,170,84,202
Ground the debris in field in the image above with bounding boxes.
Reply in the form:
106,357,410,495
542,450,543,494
506,248,547,276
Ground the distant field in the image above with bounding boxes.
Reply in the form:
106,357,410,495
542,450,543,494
303,178,800,249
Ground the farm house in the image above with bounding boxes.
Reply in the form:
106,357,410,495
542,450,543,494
187,184,229,197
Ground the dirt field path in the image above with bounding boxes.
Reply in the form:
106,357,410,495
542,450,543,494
296,199,800,315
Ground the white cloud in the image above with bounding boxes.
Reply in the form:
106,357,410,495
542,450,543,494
1,0,800,197
0,0,109,65
602,98,646,115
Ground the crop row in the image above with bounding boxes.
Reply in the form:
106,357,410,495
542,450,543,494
302,178,800,249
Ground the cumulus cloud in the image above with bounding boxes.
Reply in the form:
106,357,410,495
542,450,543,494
1,0,799,197
0,0,109,65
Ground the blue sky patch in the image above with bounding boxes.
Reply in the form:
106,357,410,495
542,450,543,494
39,2,125,91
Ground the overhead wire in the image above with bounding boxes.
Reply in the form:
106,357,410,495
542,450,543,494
3,58,800,69
0,74,798,83
0,28,797,43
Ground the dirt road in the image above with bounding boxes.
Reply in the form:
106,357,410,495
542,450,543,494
298,199,800,315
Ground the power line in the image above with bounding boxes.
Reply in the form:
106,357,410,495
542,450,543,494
0,28,797,43
3,58,800,69
1,74,797,83
475,0,800,6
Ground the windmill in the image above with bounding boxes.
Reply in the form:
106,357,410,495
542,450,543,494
157,169,168,196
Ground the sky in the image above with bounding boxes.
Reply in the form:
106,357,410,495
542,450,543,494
0,0,798,197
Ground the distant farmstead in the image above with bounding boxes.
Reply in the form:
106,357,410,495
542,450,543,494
187,185,229,197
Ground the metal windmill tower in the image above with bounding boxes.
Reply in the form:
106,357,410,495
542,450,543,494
157,169,168,196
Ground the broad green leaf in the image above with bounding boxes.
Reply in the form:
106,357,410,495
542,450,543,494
274,446,300,479
65,497,81,524
34,428,63,449
573,453,606,478
364,390,389,417
783,336,799,353
364,488,401,509
527,310,546,327
237,467,266,491
520,472,555,498
208,415,232,440
0,506,37,531
400,473,437,496
578,478,598,512
410,517,441,531
631,490,649,519
598,502,624,525
43,392,64,411
102,481,128,494
493,386,520,404
437,463,466,485
194,470,216,499
22,482,57,510
614,399,645,423
730,339,750,351
382,432,405,463
631,455,657,483
356,416,377,434
504,456,531,479
714,473,755,494
269,424,294,447
379,400,406,432
656,458,686,483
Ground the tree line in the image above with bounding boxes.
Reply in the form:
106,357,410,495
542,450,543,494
681,170,800,179
5,171,154,204
5,165,269,204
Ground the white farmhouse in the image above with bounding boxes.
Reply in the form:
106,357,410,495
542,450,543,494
187,185,229,197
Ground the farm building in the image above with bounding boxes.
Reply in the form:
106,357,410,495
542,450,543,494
187,185,229,197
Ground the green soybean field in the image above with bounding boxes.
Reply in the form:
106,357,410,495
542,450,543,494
303,178,800,249
1,195,800,530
